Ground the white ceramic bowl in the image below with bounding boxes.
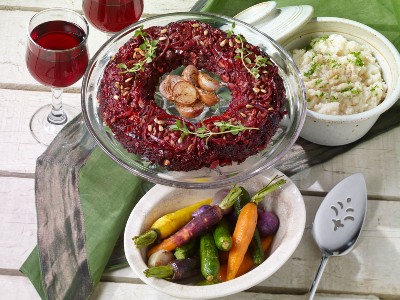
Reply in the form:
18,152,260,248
124,169,305,299
281,17,400,146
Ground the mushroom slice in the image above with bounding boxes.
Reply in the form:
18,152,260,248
198,72,220,92
197,88,219,107
172,80,198,106
182,65,199,86
159,75,184,101
176,100,205,119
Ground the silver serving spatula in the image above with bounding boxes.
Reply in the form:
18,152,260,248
308,173,367,299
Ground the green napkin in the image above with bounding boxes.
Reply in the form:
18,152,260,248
20,1,400,299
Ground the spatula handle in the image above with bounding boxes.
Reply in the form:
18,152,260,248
308,254,330,300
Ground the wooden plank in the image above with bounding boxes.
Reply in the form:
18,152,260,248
0,89,79,174
92,282,380,300
0,178,37,271
0,0,198,17
0,275,41,300
0,276,379,300
290,129,400,200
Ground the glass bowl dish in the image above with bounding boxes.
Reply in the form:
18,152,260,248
81,12,306,189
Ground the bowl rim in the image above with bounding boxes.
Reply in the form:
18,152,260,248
123,169,306,298
81,11,307,189
285,16,400,122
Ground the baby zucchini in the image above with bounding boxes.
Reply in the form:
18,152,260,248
200,232,220,282
213,217,232,251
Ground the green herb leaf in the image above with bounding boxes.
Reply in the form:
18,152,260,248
169,120,259,147
226,22,236,38
304,62,319,77
351,51,365,67
117,28,159,74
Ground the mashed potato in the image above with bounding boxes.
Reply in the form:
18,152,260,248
292,34,387,115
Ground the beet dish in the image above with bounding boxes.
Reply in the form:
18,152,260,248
98,20,286,171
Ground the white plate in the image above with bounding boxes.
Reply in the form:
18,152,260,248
124,169,305,299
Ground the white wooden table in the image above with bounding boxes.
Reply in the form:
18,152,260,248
1,1,399,299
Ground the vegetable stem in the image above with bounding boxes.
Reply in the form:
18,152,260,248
219,185,242,210
144,265,174,279
132,230,158,248
251,175,286,204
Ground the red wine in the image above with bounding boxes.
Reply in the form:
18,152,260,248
26,20,89,87
83,0,143,33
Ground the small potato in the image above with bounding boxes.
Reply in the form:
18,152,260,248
182,65,199,86
176,100,205,119
148,250,175,267
197,88,219,107
172,80,198,106
198,72,220,92
159,75,184,101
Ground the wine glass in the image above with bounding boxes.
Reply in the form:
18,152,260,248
82,0,144,36
26,8,89,146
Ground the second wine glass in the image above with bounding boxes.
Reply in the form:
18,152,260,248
82,0,144,35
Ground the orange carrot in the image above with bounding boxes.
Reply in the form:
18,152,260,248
261,235,274,253
219,235,275,282
217,263,227,282
219,251,258,282
226,202,258,281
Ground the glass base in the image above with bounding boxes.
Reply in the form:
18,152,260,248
29,104,80,146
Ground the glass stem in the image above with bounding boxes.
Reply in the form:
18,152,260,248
47,87,67,125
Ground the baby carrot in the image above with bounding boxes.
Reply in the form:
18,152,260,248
226,202,257,281
218,235,275,282
133,198,212,248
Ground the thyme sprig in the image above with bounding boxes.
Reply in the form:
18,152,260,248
226,24,271,78
169,120,259,146
226,22,236,38
117,26,159,74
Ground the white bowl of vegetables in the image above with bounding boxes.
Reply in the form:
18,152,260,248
124,169,305,299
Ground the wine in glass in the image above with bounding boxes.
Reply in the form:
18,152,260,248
26,8,89,145
82,0,144,35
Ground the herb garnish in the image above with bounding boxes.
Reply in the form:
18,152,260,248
330,96,338,102
226,23,271,78
117,26,159,74
304,62,319,77
226,22,235,38
169,120,259,146
351,51,365,67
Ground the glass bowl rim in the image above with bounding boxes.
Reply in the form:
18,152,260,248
81,11,306,189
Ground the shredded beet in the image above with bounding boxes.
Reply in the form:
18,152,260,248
98,20,286,171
